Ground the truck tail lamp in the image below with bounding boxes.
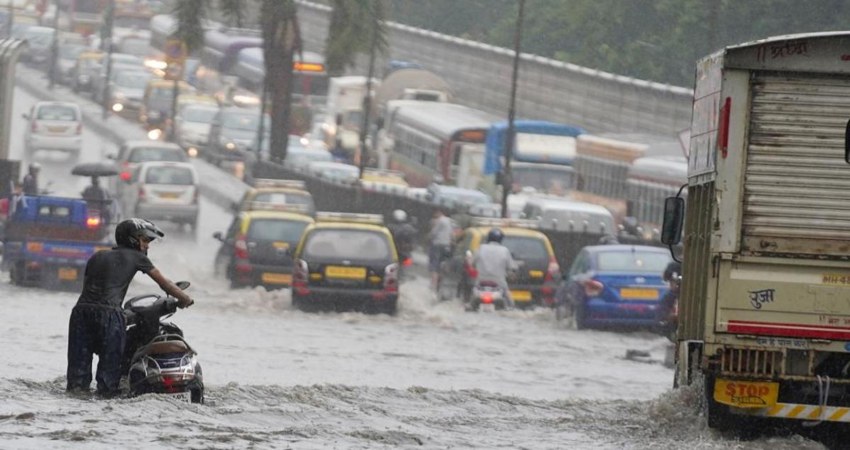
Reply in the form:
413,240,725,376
718,96,731,158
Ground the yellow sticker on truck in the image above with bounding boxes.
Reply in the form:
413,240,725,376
714,379,779,408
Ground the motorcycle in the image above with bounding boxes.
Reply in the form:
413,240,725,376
122,281,204,403
466,280,509,312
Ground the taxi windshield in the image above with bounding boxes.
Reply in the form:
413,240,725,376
302,229,391,261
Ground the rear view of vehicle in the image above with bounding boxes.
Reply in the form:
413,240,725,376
234,179,316,216
23,102,83,155
292,213,399,315
559,245,670,330
124,162,199,230
213,206,314,289
664,32,850,433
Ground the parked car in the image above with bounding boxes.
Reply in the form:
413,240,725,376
23,101,83,155
291,212,399,314
108,140,188,199
439,219,559,309
120,161,199,229
174,103,219,157
556,244,672,330
205,106,269,165
213,207,314,289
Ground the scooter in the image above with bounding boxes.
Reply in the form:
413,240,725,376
122,281,204,403
466,280,509,312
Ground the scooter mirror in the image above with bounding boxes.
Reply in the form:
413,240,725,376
175,281,191,290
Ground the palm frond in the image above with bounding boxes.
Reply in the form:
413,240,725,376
325,0,388,75
172,0,208,53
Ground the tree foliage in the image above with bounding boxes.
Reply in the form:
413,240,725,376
325,0,388,76
385,0,850,87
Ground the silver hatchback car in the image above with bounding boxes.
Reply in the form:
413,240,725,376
121,161,200,230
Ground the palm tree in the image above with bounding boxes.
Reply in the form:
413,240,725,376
172,0,387,163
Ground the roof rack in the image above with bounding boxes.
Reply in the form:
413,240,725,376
315,211,384,225
470,217,540,230
245,202,311,215
253,178,306,190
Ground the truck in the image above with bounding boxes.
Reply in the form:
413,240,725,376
3,195,113,290
662,31,850,431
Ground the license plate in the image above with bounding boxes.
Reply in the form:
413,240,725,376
47,126,68,133
528,270,544,279
620,288,659,300
261,272,291,285
511,290,532,302
58,267,78,280
714,379,779,408
325,265,366,280
158,192,180,199
164,391,192,403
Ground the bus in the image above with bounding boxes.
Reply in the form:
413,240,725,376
232,47,329,108
624,155,687,234
375,101,499,188
483,120,585,196
194,28,262,94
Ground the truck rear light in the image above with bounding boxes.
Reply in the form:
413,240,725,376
234,234,249,259
718,96,731,158
582,279,604,297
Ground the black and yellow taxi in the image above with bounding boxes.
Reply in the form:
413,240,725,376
233,179,316,216
213,204,314,289
438,218,560,309
291,212,399,315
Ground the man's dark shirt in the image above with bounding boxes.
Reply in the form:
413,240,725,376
22,174,37,195
76,247,155,308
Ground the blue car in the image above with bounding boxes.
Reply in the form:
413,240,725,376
557,245,672,330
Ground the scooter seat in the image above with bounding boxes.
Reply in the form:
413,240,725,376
146,340,189,355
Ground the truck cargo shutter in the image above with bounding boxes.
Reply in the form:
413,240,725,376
742,73,850,257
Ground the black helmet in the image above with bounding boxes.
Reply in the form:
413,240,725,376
486,228,504,243
115,218,164,250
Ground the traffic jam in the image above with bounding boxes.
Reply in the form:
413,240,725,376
0,1,842,449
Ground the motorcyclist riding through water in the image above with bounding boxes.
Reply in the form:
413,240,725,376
66,218,194,398
471,228,519,309
388,209,417,267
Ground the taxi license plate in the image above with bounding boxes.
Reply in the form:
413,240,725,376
47,126,68,133
713,379,779,408
325,266,366,280
158,192,180,199
58,267,78,281
261,272,291,285
620,288,659,300
511,290,532,302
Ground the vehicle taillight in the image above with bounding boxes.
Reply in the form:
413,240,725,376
30,121,37,133
120,171,131,181
234,234,249,259
481,292,493,304
582,279,604,297
383,262,399,292
86,216,101,229
545,257,560,282
292,259,310,295
75,123,82,135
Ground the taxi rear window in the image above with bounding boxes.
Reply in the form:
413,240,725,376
248,219,309,242
502,236,548,261
145,166,194,185
302,229,391,261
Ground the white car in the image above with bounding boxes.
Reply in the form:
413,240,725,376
23,101,83,154
121,161,200,230
307,161,359,184
175,104,219,156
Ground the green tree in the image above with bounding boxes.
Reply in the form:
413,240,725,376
173,0,386,162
